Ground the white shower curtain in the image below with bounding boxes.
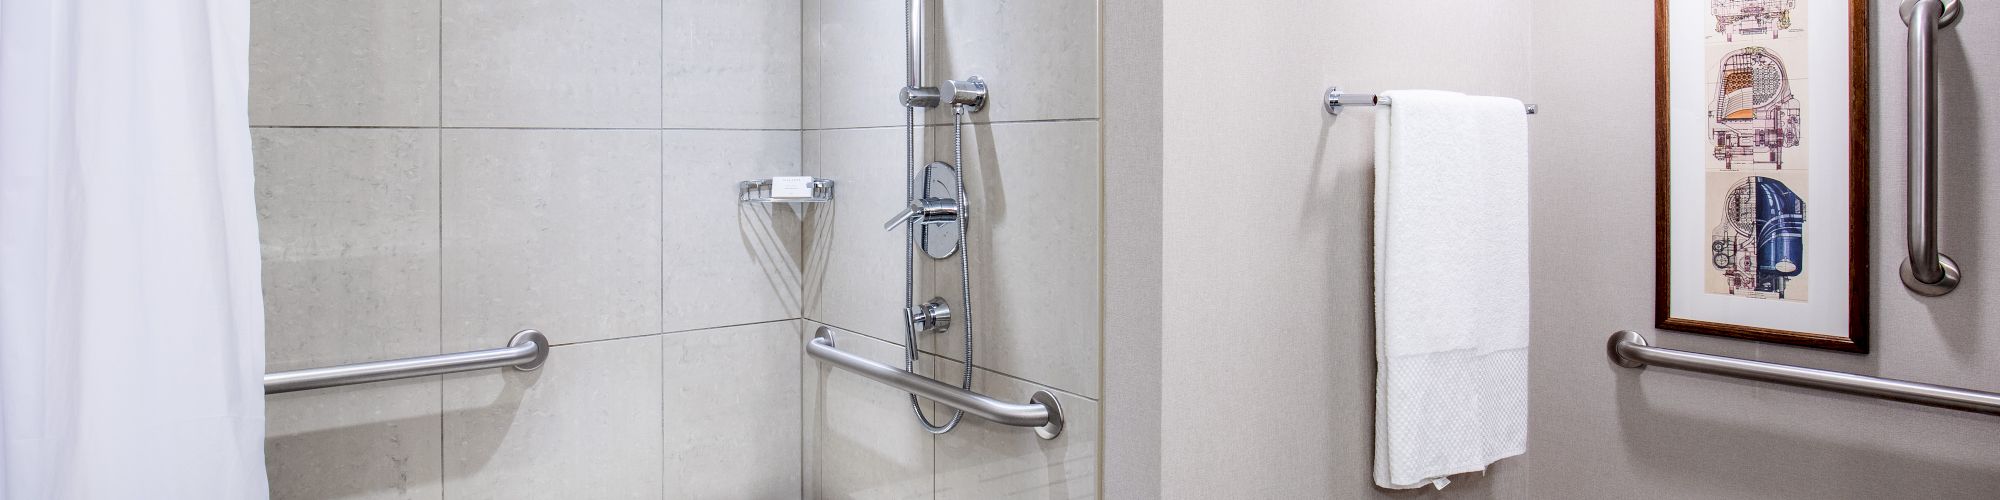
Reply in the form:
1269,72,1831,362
0,0,269,498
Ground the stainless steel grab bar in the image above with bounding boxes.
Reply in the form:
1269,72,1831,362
1900,0,1965,296
265,330,549,394
1608,331,2000,416
805,327,1065,439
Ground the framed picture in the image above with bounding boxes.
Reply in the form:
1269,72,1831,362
1655,0,1870,352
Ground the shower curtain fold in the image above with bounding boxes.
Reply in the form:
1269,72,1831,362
0,0,270,498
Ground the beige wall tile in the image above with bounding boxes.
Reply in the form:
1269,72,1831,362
662,130,803,332
923,0,1100,124
250,0,440,126
662,0,802,129
801,323,935,499
442,129,663,351
267,380,444,500
933,366,1096,500
255,128,441,371
443,336,665,499
929,120,1101,399
661,321,803,498
442,0,664,128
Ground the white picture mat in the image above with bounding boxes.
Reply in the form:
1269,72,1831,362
1667,0,1853,337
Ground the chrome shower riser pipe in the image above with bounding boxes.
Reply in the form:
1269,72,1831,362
902,0,969,434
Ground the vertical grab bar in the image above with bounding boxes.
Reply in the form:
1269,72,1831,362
1899,0,1964,296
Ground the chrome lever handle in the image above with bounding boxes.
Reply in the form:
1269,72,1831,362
885,204,919,231
883,198,963,232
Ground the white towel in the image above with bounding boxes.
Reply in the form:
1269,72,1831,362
1371,90,1530,490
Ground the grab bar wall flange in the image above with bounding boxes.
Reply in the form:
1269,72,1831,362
264,329,549,394
805,327,1063,439
1899,0,1964,296
1608,331,2000,416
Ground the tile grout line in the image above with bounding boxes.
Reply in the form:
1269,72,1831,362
795,34,809,500
543,318,806,349
247,117,1100,132
252,125,805,132
435,0,447,495
658,0,669,492
809,116,1103,132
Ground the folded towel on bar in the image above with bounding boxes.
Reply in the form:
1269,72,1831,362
1371,89,1530,490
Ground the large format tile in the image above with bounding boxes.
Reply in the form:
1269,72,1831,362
802,322,935,499
443,336,664,500
267,379,443,500
933,367,1097,500
250,0,440,126
662,130,802,332
930,121,1101,398
801,128,935,347
255,128,441,371
442,0,663,128
805,0,906,129
661,321,802,498
662,0,802,129
442,129,662,351
807,0,1099,129
923,0,1100,124
799,0,824,129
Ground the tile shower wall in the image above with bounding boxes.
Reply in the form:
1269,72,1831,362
251,0,804,498
799,0,1104,497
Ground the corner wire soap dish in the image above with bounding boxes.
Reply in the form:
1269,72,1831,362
739,177,835,204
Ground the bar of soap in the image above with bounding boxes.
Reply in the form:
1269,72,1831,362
770,176,815,199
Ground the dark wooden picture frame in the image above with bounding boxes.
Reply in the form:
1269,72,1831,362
1654,0,1871,352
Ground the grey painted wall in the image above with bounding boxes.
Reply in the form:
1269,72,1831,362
1159,0,1534,497
1527,0,2000,498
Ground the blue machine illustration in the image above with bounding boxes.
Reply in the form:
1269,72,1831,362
1712,176,1805,298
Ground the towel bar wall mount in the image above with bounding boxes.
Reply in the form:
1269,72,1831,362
1325,87,1538,115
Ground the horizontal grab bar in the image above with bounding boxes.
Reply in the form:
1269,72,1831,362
265,330,549,394
805,327,1064,439
1608,331,2000,416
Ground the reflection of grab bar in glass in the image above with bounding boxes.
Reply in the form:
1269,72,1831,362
1900,0,1964,296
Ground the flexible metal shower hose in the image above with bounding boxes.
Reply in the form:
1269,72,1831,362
903,0,976,434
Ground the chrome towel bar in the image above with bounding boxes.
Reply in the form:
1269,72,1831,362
1325,87,1537,115
1899,0,1965,296
805,327,1065,439
1608,331,2000,416
265,330,549,394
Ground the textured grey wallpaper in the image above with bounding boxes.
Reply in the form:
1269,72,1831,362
1528,0,2000,498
